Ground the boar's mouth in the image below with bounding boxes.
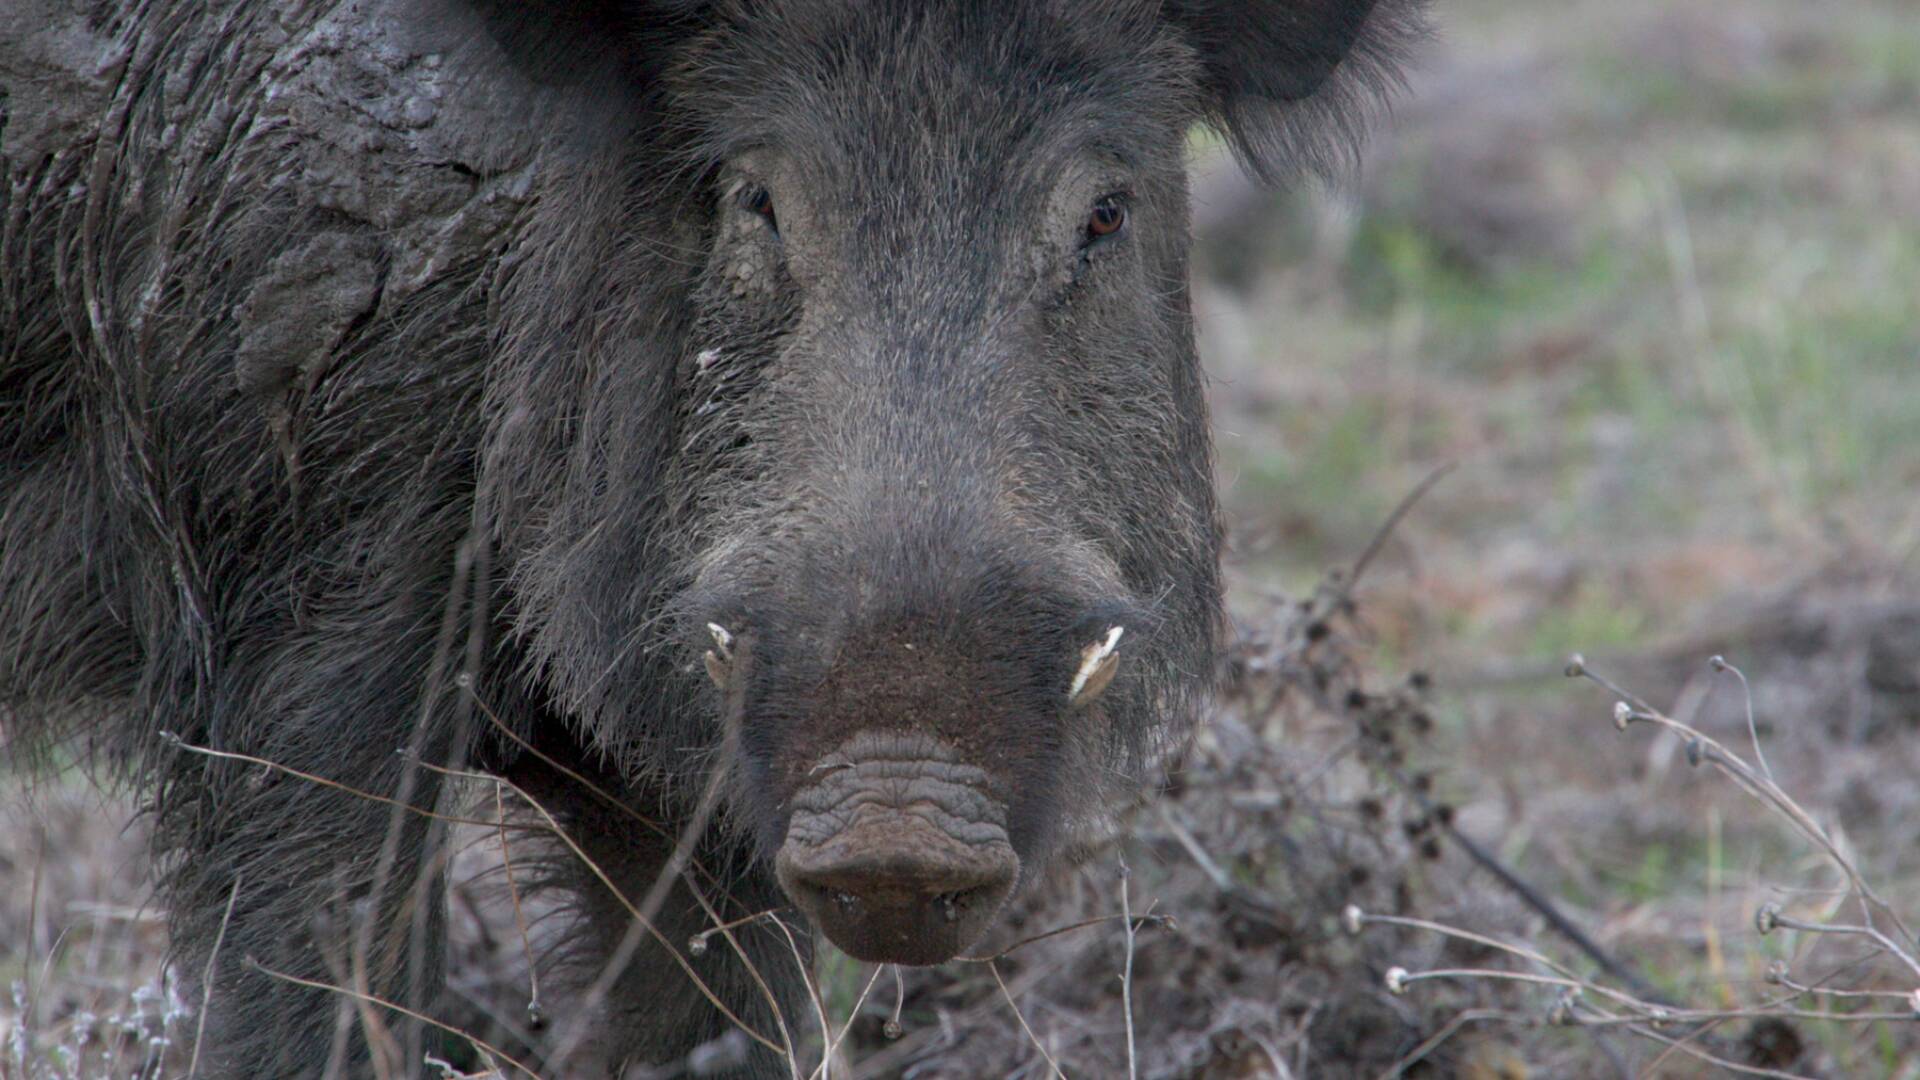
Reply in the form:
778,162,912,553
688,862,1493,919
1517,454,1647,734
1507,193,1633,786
773,733,1018,965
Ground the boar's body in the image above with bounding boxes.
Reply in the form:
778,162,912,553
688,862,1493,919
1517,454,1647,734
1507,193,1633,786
0,1,1421,1075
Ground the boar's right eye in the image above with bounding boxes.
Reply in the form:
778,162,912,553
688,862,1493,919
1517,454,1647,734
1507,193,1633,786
739,185,778,235
1084,193,1128,243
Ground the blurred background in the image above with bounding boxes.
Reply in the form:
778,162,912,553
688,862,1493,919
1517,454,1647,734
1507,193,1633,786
1204,0,1917,634
1182,0,1920,1072
5,0,1917,1075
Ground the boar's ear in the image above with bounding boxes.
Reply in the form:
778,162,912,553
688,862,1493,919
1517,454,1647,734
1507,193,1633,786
456,0,711,86
1165,0,1429,182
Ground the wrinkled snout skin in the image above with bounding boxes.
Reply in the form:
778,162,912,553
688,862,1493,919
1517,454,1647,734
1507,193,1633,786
775,733,1018,964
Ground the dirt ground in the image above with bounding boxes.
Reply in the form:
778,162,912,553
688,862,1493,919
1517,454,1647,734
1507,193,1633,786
6,0,1918,1076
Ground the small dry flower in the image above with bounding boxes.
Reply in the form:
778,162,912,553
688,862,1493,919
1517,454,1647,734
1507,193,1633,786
1341,904,1365,937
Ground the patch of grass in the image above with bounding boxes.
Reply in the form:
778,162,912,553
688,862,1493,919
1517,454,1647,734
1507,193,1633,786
1342,220,1621,369
1523,582,1650,662
1710,278,1920,521
810,945,872,1046
1221,397,1396,572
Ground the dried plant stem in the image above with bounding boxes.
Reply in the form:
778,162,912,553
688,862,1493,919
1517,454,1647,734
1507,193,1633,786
754,909,825,1080
1375,1008,1523,1080
459,686,797,1073
186,874,243,1080
1368,654,1918,1078
1379,760,1659,1000
961,911,1171,964
989,960,1065,1079
410,759,787,1058
808,964,883,1080
462,689,742,904
492,784,540,1020
1613,1018,1812,1080
690,907,784,947
249,958,544,1079
683,886,806,1079
1119,861,1139,1080
1348,460,1457,590
1576,657,1919,969
161,736,529,831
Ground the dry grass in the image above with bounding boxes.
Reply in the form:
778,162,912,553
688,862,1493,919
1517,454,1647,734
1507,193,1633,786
4,519,1916,1077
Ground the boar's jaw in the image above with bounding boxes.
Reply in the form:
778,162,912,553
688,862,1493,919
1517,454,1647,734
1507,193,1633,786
775,734,1018,965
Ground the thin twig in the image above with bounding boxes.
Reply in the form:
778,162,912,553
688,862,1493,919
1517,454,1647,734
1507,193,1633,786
408,759,787,1057
1348,460,1457,591
681,883,804,1080
759,909,827,1080
160,735,531,831
959,912,1171,964
1383,761,1666,1002
462,689,740,901
186,874,243,1080
248,957,545,1080
809,965,883,1080
492,783,540,1023
1578,658,1918,964
989,960,1065,1079
1712,656,1774,786
1118,860,1138,1080
1374,1009,1520,1080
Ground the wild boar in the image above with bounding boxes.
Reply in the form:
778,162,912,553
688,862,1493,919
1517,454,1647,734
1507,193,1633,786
0,0,1421,1073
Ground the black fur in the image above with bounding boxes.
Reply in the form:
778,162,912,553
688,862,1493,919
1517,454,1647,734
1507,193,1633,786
0,1,1423,1074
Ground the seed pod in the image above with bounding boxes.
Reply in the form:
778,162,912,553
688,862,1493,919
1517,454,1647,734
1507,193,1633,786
1341,904,1365,937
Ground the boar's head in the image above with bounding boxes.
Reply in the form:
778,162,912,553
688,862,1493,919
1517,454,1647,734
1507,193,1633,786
478,0,1422,965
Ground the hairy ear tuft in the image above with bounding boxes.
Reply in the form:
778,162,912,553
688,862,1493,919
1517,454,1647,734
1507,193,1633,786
1166,0,1431,183
454,0,711,86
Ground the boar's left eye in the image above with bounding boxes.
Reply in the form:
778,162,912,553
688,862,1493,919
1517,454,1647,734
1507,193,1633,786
740,185,778,235
1084,193,1128,243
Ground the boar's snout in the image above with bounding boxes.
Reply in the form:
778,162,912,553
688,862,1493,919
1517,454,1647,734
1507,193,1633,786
775,735,1018,965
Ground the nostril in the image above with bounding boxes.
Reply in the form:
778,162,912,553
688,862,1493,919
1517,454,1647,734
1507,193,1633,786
776,819,1020,965
792,867,1006,911
931,885,995,920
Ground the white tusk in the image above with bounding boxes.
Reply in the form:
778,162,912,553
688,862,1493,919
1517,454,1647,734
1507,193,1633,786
1068,625,1125,707
704,623,735,689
